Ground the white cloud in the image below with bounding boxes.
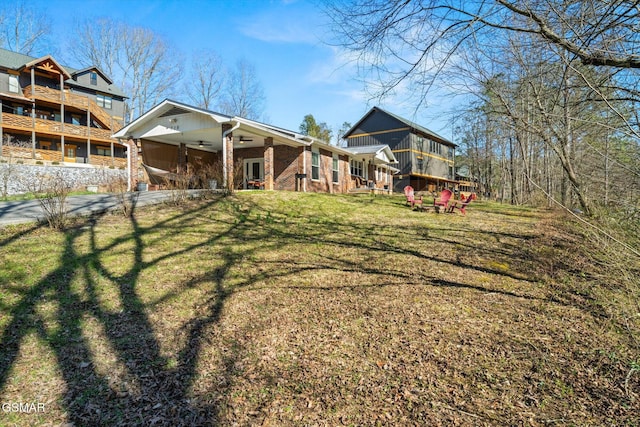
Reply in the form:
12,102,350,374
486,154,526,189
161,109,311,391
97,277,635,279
238,3,323,45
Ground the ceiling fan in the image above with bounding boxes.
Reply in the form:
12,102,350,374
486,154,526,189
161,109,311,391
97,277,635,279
237,135,253,144
193,140,213,148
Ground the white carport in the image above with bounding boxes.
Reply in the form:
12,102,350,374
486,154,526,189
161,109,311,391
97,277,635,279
112,99,312,190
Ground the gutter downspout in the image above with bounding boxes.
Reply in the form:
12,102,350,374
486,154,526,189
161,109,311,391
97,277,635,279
127,141,132,192
303,146,307,192
222,121,240,189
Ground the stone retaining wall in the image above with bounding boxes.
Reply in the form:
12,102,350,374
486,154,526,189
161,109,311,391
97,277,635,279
0,163,127,196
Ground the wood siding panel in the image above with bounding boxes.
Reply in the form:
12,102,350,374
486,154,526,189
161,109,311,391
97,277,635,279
353,109,406,134
347,130,410,150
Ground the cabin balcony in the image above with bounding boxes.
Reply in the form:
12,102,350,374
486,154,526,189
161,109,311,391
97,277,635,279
1,111,116,143
22,84,121,131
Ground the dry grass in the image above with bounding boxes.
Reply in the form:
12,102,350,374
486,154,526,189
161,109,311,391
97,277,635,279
0,192,638,426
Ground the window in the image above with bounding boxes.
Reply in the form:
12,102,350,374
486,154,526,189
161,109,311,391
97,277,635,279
350,159,363,177
332,154,339,183
96,94,112,109
311,148,320,180
430,140,442,155
71,115,81,125
90,72,97,85
8,75,19,93
97,146,111,156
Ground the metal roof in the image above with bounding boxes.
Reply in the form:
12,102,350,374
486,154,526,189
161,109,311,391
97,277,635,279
344,106,455,147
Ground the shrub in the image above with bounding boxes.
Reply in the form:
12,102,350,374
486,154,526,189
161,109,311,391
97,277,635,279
25,171,71,230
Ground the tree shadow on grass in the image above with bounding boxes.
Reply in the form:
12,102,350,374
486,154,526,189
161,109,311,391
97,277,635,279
0,197,263,425
0,194,622,425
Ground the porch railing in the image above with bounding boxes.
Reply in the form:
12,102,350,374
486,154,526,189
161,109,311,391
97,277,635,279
0,145,63,162
2,112,116,142
23,85,121,132
0,145,126,168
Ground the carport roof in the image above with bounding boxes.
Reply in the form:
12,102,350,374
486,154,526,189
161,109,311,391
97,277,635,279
113,99,315,150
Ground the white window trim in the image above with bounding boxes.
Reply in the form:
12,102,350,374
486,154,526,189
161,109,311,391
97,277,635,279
350,159,364,178
332,153,339,184
311,147,320,181
8,75,19,93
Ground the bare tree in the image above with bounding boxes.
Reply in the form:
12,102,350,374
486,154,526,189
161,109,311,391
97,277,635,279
72,19,182,123
185,49,225,110
327,1,640,84
124,27,183,122
219,59,266,120
0,0,51,55
71,18,122,79
327,0,640,217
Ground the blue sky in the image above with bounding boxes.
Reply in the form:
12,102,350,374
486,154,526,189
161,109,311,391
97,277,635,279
31,0,459,141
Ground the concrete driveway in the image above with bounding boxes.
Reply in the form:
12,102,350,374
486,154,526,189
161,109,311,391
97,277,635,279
0,190,206,227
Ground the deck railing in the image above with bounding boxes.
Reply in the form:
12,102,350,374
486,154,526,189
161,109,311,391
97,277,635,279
2,112,115,142
90,154,127,168
0,145,63,162
0,145,126,168
23,85,121,132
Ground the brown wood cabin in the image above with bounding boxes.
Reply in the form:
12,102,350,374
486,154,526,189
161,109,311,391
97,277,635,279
0,48,128,168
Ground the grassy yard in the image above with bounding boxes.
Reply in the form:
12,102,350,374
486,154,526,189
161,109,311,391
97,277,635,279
0,192,638,426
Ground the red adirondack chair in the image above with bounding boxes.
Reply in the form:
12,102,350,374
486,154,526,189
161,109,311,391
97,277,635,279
447,193,476,215
434,189,453,210
404,185,423,208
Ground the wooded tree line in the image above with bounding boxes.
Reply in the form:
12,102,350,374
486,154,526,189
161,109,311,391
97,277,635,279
327,0,640,220
0,1,266,122
0,1,351,144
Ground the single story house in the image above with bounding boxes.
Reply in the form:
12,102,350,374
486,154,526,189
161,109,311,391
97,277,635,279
113,99,398,193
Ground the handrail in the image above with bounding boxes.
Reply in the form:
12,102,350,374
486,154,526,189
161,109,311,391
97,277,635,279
22,85,120,131
1,112,117,143
0,146,126,168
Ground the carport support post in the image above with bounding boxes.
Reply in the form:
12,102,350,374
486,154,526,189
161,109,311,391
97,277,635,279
125,137,139,191
178,143,186,171
264,137,274,190
222,123,234,190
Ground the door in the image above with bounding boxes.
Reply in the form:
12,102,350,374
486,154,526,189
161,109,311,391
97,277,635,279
64,145,76,163
244,158,264,189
